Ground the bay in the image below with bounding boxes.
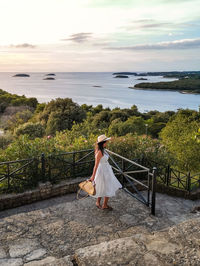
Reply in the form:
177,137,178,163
0,72,199,112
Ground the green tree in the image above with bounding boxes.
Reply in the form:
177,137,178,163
108,116,146,136
93,104,104,114
160,110,200,172
0,132,13,149
195,128,200,143
40,98,86,135
5,109,33,131
92,110,111,129
148,121,166,138
15,122,45,139
34,103,46,113
110,110,128,122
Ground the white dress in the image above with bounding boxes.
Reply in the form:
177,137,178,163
92,151,122,198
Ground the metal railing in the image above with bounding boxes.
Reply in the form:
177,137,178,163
0,149,94,194
106,149,157,215
0,148,157,215
42,149,94,183
143,158,200,193
1,146,200,213
0,158,40,194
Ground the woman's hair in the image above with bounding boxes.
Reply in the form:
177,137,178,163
95,141,107,155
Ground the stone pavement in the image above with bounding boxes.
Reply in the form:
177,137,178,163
74,217,200,266
0,189,200,265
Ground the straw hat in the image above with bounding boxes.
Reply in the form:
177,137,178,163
97,134,111,143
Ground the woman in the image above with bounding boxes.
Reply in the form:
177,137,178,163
89,134,122,210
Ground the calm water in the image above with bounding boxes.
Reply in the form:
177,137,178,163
0,72,199,112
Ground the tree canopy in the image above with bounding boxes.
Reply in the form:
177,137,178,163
160,109,200,172
39,98,86,135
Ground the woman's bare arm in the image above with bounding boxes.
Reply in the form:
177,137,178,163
90,150,103,181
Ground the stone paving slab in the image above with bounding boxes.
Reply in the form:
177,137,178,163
23,256,73,266
74,218,200,266
0,189,200,265
0,258,23,266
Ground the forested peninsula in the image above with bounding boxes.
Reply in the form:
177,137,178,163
132,74,200,94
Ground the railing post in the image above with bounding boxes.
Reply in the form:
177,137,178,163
7,164,10,190
166,165,170,186
199,174,200,189
122,158,125,187
187,172,191,193
151,167,157,216
147,170,150,207
72,152,76,178
41,153,45,181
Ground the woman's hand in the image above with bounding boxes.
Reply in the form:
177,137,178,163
89,177,94,182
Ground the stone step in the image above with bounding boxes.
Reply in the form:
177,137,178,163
73,217,200,266
2,216,200,266
0,256,73,266
1,190,200,265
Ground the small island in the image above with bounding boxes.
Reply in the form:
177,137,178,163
93,85,102,88
46,73,56,76
113,72,137,76
114,75,129,78
130,75,200,94
137,78,148,80
43,77,55,80
13,74,30,77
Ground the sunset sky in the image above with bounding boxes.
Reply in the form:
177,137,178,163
0,0,200,71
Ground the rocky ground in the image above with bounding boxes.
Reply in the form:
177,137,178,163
0,189,200,265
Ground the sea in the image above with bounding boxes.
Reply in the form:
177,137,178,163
0,72,199,112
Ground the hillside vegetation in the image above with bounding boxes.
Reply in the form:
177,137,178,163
0,89,199,173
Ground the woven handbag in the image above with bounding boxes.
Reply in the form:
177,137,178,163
77,180,96,200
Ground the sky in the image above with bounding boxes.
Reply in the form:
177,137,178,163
0,0,200,72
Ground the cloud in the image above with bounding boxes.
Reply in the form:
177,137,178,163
105,38,200,51
86,0,135,8
9,43,36,48
92,42,110,47
137,22,172,29
129,19,172,29
61,33,93,43
86,0,195,8
123,19,199,31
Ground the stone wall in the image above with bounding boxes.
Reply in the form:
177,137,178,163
156,183,200,200
1,177,200,212
0,177,85,211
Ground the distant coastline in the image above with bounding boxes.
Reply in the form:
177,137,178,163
126,72,200,94
113,71,200,77
0,72,200,112
129,86,200,95
131,78,200,94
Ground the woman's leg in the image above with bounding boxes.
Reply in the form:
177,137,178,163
102,197,109,208
96,197,102,207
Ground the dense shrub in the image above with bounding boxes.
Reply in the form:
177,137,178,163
0,135,58,161
108,116,146,136
107,134,169,165
0,133,168,166
92,110,111,128
160,109,200,172
4,109,33,131
15,122,45,139
0,132,14,149
39,98,86,135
